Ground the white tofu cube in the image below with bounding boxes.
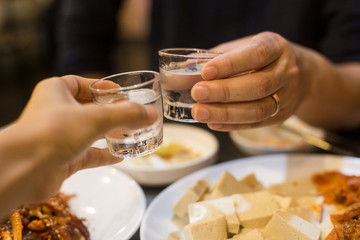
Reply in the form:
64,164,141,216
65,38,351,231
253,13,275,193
188,196,240,234
172,180,209,217
183,214,227,240
232,191,280,228
262,211,320,240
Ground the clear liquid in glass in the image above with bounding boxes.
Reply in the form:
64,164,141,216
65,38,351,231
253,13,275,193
160,65,204,122
105,89,163,157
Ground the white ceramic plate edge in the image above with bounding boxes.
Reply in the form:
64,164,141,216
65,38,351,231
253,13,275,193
60,166,146,240
140,153,360,239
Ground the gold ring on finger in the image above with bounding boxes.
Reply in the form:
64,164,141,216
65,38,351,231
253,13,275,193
270,93,280,117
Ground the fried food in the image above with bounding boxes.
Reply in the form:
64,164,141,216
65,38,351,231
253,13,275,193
0,193,89,240
312,171,360,207
312,171,360,240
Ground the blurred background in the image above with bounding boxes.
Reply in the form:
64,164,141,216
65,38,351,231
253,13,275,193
0,0,151,126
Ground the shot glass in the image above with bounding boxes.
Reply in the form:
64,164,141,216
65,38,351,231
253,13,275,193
90,71,163,158
158,48,219,122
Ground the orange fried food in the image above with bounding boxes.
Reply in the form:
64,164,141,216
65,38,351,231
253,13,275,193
0,193,89,240
312,171,360,240
312,171,360,206
325,202,360,240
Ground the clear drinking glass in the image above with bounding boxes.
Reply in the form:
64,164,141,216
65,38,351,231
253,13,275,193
158,48,219,122
90,71,163,158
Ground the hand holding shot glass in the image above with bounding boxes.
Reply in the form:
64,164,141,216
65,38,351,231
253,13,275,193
90,71,163,158
159,48,220,122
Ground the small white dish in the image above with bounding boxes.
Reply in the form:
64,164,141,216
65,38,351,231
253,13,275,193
140,153,360,239
60,166,146,240
112,123,219,186
229,116,315,155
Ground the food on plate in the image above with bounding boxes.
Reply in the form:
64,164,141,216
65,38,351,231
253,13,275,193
154,143,201,161
127,142,202,167
268,177,323,221
262,211,320,240
184,213,227,240
202,172,264,201
0,193,89,240
312,171,360,207
189,196,239,234
323,203,360,240
312,171,360,239
168,170,360,240
172,180,209,218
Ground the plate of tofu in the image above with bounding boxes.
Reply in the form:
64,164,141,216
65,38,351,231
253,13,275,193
140,153,360,240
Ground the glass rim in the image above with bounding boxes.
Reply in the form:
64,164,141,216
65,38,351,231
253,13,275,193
89,70,160,93
158,48,221,58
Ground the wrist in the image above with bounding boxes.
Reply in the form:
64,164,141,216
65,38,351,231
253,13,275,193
293,45,318,102
0,121,54,170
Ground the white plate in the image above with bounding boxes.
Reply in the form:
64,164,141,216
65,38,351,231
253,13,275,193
113,123,219,186
60,166,146,240
140,153,360,240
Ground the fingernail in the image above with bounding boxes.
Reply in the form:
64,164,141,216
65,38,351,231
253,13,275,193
192,85,209,101
193,106,210,121
145,106,158,123
202,66,218,80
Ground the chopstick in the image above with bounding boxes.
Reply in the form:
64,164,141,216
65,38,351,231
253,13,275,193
279,124,358,157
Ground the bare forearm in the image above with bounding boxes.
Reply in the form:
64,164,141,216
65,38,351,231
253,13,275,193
295,45,360,130
0,124,57,221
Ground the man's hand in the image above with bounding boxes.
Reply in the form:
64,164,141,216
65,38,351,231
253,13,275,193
191,32,309,131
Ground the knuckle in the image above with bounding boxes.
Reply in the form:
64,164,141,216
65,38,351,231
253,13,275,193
34,77,58,90
227,56,241,75
288,65,300,79
220,84,232,101
261,31,286,44
276,34,289,48
251,102,267,121
60,75,79,91
220,107,231,122
33,79,47,92
60,75,78,84
253,77,273,97
251,32,288,64
62,74,77,79
249,40,271,66
269,32,289,53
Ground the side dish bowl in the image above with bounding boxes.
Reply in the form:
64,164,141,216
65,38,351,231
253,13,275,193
229,116,315,155
93,123,219,186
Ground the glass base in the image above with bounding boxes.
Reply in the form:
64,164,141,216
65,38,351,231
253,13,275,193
164,114,198,123
163,102,198,123
108,139,163,158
